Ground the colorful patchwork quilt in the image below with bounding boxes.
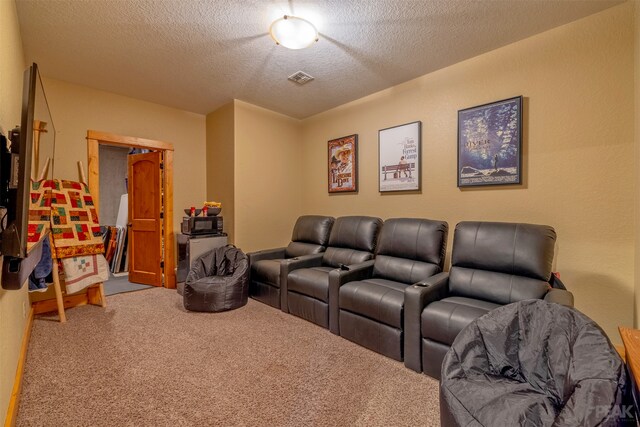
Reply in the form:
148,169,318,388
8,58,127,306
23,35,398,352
27,179,104,259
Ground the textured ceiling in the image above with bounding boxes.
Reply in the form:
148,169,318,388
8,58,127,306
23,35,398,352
16,0,622,119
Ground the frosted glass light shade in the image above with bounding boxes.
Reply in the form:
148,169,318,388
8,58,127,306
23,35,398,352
269,15,318,50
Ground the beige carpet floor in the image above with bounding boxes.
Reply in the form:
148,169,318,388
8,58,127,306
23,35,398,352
17,288,440,426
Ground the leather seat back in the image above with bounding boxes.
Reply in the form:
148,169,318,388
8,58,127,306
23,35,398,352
449,222,555,304
372,218,448,284
322,216,383,267
285,215,335,258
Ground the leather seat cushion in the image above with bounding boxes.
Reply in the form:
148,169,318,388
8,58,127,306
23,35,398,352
448,266,549,305
285,242,324,258
287,267,334,302
322,247,374,268
421,297,500,345
327,216,382,253
451,222,555,281
251,259,282,287
339,278,407,328
372,255,439,285
291,215,334,245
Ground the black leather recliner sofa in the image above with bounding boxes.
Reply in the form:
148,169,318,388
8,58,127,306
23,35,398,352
404,221,574,379
331,218,448,361
285,216,383,328
247,215,334,310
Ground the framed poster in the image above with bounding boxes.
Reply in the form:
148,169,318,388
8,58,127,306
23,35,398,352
328,134,357,193
379,121,421,192
457,96,522,187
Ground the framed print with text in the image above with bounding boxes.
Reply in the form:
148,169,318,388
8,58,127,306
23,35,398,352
458,96,522,187
379,121,421,192
328,134,357,193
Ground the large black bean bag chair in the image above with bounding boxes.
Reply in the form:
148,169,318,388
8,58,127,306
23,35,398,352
184,245,249,312
440,299,631,427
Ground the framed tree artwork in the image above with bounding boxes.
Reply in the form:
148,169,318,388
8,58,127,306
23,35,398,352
328,134,358,193
457,96,523,187
378,121,421,192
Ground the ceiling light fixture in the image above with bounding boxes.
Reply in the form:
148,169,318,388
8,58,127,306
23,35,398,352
269,15,318,50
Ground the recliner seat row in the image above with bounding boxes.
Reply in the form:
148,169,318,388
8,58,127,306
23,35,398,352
247,215,574,379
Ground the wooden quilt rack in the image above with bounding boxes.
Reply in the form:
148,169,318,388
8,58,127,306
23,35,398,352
30,160,106,322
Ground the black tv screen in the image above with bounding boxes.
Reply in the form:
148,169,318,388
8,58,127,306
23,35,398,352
1,64,36,259
1,63,56,290
2,63,55,259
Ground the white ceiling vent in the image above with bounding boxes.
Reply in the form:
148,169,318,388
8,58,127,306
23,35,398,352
288,71,314,85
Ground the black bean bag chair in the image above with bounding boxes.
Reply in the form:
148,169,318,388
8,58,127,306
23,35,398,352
184,245,249,312
440,299,632,427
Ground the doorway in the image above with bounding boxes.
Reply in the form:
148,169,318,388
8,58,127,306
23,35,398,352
86,130,176,289
98,145,129,282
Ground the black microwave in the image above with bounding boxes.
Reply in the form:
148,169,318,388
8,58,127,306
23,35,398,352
181,216,223,235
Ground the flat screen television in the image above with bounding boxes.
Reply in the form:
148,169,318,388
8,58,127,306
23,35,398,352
1,63,55,289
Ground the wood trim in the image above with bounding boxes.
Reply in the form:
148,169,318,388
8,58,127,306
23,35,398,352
86,131,174,151
163,150,176,289
615,344,626,361
620,327,640,383
51,261,67,323
87,283,107,307
31,284,104,315
4,307,34,427
87,138,100,214
87,131,176,289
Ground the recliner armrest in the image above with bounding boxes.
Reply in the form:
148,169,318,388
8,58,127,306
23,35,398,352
409,272,451,303
332,260,375,284
282,253,324,272
404,272,450,373
544,289,574,307
548,273,567,290
328,260,375,334
279,253,324,313
247,247,287,266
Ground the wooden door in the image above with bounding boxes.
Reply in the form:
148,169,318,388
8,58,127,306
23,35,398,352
128,152,163,286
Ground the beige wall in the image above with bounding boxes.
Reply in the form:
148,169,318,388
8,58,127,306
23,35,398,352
635,0,640,327
41,78,207,235
301,3,635,342
233,100,302,252
0,0,29,424
206,102,235,242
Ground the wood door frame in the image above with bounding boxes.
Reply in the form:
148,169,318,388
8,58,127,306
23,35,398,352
86,130,176,289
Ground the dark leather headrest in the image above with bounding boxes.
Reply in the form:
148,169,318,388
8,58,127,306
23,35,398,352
291,215,335,246
377,218,448,268
328,216,383,252
451,221,556,281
